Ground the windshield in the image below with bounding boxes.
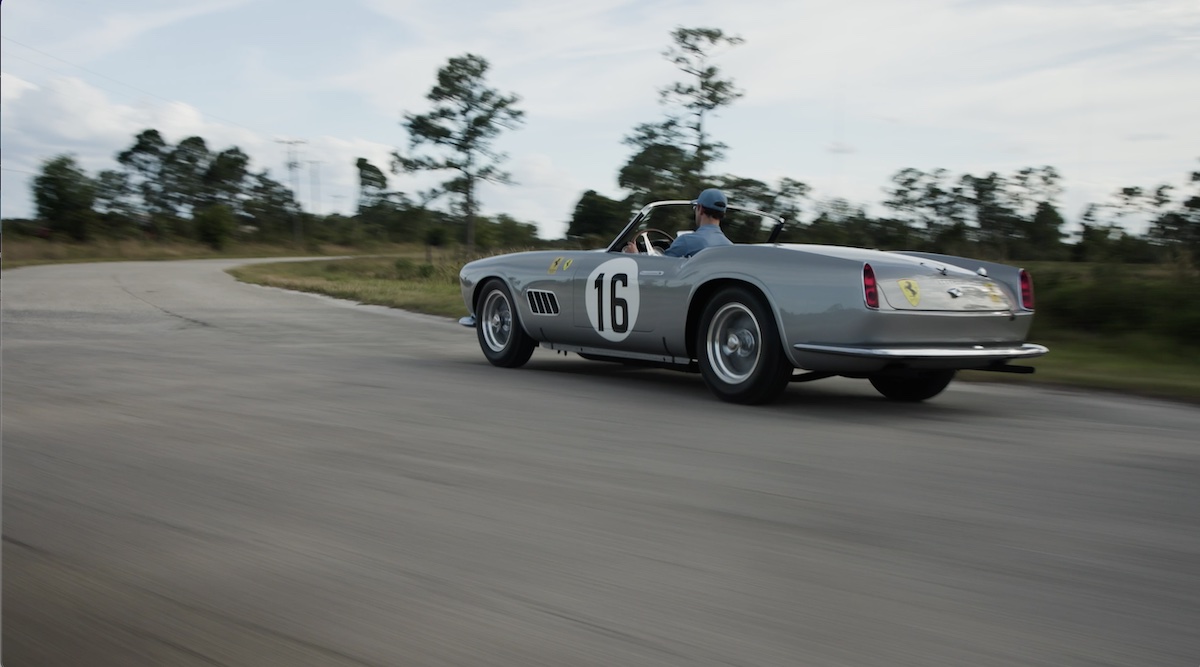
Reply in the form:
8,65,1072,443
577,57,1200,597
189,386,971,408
608,201,786,252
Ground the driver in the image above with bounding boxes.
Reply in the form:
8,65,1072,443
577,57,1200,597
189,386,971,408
624,188,733,257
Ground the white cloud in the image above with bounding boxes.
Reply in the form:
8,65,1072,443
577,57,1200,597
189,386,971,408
33,0,253,62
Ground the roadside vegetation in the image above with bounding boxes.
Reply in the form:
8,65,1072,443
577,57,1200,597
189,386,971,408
0,237,390,269
226,252,466,319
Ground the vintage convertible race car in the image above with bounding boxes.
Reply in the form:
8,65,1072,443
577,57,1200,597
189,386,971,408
458,200,1048,404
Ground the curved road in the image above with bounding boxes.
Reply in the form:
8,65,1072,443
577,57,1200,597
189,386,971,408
3,259,1198,666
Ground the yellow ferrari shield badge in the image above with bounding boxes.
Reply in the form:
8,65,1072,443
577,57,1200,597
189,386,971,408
898,279,920,306
548,257,563,274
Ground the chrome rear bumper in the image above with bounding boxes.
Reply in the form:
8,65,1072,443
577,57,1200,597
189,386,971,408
789,342,1048,373
793,342,1048,360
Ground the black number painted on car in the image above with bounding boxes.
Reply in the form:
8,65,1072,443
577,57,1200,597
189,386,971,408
593,272,630,334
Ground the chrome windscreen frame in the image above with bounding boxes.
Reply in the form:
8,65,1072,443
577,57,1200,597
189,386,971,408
605,200,787,253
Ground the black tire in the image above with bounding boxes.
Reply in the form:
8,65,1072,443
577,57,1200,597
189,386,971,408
869,369,956,402
475,279,535,368
696,287,793,404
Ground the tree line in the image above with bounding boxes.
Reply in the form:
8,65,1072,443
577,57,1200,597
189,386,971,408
11,129,540,252
8,27,1198,267
565,27,1198,267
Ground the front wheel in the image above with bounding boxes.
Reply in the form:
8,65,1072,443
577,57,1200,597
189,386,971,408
476,279,535,368
696,287,793,404
869,369,956,402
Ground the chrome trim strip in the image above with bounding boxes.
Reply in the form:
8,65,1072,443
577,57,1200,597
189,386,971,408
543,342,691,365
792,343,1049,360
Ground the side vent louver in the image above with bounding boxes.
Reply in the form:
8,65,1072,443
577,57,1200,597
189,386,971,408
526,289,560,316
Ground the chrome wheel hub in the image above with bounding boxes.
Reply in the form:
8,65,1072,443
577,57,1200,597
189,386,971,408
707,303,762,384
480,291,512,352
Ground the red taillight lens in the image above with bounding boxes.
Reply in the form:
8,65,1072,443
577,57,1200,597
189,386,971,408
863,263,879,309
1019,269,1034,309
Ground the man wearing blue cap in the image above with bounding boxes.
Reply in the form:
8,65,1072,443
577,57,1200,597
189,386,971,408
626,188,734,257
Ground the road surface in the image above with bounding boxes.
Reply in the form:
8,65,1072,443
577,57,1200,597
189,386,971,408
3,259,1198,666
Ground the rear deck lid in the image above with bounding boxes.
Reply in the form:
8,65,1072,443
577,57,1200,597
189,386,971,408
877,269,1016,312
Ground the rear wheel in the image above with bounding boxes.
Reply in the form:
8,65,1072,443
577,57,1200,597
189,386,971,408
869,369,956,402
696,287,793,404
476,279,535,368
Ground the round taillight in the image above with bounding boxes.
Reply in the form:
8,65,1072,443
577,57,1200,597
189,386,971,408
863,263,879,309
1019,269,1034,309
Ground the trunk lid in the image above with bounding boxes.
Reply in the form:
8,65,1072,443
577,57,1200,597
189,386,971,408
874,263,1016,312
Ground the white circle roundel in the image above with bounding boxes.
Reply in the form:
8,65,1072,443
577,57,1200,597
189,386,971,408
585,257,640,342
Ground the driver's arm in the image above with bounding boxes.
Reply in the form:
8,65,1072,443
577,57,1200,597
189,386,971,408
662,234,694,257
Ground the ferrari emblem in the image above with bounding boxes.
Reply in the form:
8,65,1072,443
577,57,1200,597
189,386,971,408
563,259,573,271
984,282,1001,303
548,257,563,274
898,279,920,306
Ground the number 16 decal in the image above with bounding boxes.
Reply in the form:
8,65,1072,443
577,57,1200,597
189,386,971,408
586,257,640,342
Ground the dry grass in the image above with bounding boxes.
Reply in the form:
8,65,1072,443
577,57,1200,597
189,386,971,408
227,256,466,318
0,239,433,269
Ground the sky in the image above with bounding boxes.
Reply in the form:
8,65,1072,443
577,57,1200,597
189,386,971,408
2,0,1197,240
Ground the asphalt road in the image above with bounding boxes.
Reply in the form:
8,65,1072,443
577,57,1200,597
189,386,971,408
3,259,1198,667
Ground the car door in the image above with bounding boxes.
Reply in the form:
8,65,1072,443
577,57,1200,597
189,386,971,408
561,251,689,355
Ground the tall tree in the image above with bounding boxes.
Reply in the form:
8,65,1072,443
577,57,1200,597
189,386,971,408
117,129,171,220
33,154,96,241
241,171,299,241
661,27,744,188
620,27,744,205
568,190,629,241
960,172,1024,259
1141,163,1200,264
617,139,690,206
355,157,389,211
203,147,250,210
94,169,140,236
162,136,212,219
1027,202,1068,260
711,176,808,242
393,53,524,255
883,168,965,248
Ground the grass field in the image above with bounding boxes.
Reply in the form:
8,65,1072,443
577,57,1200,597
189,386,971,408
227,255,466,318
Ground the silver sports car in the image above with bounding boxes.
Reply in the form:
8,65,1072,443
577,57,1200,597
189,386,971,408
458,200,1048,404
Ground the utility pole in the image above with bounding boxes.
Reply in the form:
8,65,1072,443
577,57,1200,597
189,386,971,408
276,139,306,244
308,160,322,216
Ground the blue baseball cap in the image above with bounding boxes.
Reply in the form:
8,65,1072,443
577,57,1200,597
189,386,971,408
693,188,728,211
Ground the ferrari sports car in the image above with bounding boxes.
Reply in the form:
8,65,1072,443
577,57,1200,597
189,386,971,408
458,200,1048,404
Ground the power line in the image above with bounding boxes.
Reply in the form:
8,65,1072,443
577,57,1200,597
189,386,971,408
308,160,322,216
2,35,348,221
276,140,306,244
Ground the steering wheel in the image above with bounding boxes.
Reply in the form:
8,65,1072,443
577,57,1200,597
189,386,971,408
633,228,675,255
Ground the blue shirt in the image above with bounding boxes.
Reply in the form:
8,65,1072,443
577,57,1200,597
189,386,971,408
663,224,733,257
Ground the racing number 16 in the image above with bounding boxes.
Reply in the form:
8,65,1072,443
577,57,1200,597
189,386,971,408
593,272,629,333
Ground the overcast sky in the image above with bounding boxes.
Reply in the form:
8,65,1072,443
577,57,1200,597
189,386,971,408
2,0,1197,239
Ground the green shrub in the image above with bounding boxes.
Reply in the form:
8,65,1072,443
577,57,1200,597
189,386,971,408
1034,262,1200,348
394,258,416,279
